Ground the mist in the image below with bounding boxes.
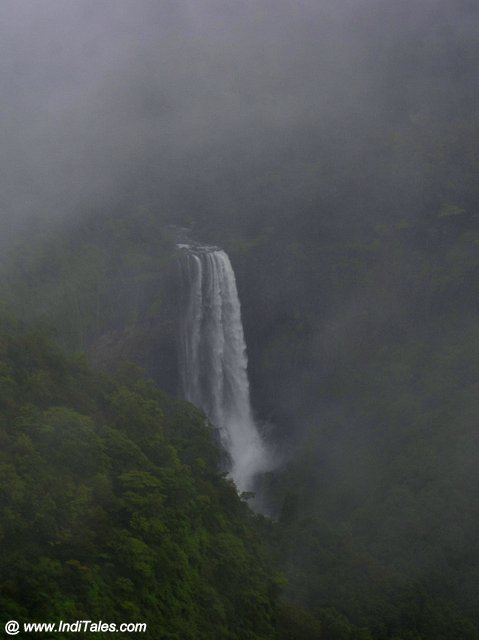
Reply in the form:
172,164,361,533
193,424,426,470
2,0,476,242
2,2,479,636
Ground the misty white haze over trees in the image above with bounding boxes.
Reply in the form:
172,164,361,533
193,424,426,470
1,1,479,638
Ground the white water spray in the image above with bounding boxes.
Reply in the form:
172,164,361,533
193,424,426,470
178,244,271,491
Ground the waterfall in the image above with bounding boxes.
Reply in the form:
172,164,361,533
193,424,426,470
178,244,271,491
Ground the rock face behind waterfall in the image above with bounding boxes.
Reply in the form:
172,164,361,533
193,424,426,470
178,244,271,491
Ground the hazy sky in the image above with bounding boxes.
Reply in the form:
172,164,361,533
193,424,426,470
0,0,475,238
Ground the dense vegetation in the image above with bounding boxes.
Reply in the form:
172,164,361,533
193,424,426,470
224,9,479,635
4,200,479,638
254,218,479,638
0,320,280,639
2,2,479,638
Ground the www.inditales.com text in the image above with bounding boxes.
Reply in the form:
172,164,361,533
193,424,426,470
4,620,147,635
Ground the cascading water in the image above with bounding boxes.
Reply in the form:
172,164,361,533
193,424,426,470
178,243,271,492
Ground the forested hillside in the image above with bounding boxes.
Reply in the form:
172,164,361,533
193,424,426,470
3,174,479,637
1,1,479,638
0,319,281,639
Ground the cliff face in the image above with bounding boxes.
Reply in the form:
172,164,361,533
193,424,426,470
0,210,182,394
87,317,179,395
